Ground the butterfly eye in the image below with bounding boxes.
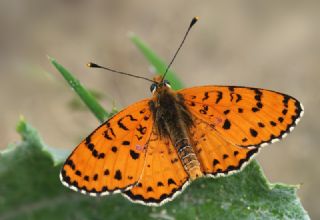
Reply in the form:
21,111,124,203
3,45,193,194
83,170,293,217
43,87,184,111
150,83,158,93
164,80,171,88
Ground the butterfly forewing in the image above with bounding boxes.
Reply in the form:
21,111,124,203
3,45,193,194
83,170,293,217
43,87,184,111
60,99,154,195
180,86,304,148
123,131,189,206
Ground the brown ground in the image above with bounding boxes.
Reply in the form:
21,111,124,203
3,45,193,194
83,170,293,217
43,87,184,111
0,0,319,218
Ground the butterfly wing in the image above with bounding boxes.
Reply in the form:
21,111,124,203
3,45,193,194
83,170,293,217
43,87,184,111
123,131,189,206
60,99,154,196
190,118,259,176
179,86,304,148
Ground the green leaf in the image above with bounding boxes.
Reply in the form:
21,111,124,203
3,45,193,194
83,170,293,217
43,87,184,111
0,119,309,220
49,57,109,123
130,34,184,90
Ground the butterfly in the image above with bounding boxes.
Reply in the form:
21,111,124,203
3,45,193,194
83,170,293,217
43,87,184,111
59,17,304,206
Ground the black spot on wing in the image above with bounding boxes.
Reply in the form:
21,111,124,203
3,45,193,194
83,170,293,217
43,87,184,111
236,94,242,102
223,109,230,115
83,139,104,160
283,95,290,107
257,102,263,108
171,158,179,164
127,115,138,121
98,153,105,159
250,128,258,137
122,141,130,146
92,149,98,158
252,107,259,112
168,178,176,185
118,118,129,131
87,143,94,151
147,186,153,192
215,91,223,104
114,170,122,180
242,138,248,143
117,114,139,131
65,159,75,170
252,88,263,96
270,121,277,126
199,105,209,115
85,136,91,145
282,109,288,115
136,124,147,135
202,91,209,101
130,150,140,160
109,127,116,137
278,117,284,123
103,128,115,140
213,159,220,166
139,109,146,114
222,119,231,130
255,94,261,101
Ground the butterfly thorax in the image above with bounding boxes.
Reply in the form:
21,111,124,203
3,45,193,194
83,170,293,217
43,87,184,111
149,86,203,180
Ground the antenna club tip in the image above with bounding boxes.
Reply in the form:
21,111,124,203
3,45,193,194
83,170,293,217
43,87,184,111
87,62,100,68
190,16,199,27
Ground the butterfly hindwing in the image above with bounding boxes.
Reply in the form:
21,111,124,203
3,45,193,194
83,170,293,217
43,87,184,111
123,131,189,206
180,86,304,148
191,118,259,176
60,99,154,195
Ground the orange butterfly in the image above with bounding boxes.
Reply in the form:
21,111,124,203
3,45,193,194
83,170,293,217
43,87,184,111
60,17,304,206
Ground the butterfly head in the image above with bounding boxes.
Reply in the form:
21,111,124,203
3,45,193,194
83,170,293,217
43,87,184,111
150,77,171,94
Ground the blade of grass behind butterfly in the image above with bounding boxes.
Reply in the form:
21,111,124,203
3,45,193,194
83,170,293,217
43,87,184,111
130,34,184,90
49,57,110,123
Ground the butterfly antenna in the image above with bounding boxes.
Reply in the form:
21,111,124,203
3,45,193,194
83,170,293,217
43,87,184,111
161,16,199,82
87,62,156,83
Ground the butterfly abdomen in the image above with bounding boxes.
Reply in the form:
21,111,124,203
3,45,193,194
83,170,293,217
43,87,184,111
175,138,203,180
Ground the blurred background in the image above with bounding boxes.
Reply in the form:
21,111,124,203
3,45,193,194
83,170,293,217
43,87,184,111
0,0,319,218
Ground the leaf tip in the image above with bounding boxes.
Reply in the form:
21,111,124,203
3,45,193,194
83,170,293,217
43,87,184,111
19,114,25,122
47,55,55,63
16,115,26,133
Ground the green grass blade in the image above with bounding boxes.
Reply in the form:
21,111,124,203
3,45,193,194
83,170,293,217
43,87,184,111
49,57,109,123
130,34,184,90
